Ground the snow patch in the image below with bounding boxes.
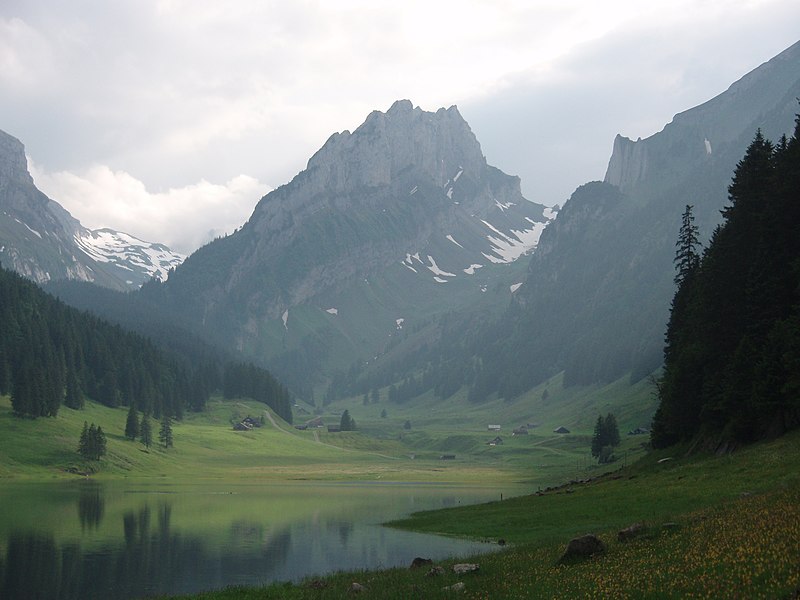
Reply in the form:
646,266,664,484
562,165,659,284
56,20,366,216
543,206,559,220
446,234,464,249
74,229,185,282
480,219,547,264
401,252,425,272
453,167,463,182
463,264,483,275
15,219,42,238
409,185,418,195
282,309,289,330
510,282,523,293
480,285,487,293
446,187,453,199
433,276,448,283
704,138,712,155
395,318,404,329
494,200,515,212
325,308,338,315
426,255,456,277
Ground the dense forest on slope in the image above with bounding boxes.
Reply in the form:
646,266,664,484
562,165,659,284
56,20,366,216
652,118,800,448
0,266,293,422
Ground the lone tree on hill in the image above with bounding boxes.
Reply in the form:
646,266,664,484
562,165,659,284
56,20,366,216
591,413,621,462
340,409,356,431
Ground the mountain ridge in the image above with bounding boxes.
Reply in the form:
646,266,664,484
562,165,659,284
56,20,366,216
143,100,550,392
0,129,184,290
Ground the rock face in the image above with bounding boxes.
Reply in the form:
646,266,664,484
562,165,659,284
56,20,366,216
0,129,183,289
465,39,800,399
149,100,549,390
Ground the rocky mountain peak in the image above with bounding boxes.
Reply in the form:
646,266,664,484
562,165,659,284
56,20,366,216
0,130,35,193
304,100,486,194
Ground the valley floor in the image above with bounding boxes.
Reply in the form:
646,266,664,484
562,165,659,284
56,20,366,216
165,430,800,599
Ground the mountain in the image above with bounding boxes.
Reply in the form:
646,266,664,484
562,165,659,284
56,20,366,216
464,39,800,401
141,100,551,393
0,129,184,290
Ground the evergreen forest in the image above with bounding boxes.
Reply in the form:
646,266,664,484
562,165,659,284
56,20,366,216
651,118,800,448
0,266,293,422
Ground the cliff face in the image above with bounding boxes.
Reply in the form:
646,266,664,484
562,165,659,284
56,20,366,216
605,40,800,195
150,100,549,387
0,129,183,289
467,39,800,398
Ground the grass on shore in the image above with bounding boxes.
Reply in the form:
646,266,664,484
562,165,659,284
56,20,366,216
165,430,800,599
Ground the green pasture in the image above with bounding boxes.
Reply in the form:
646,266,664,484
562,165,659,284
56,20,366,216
167,429,800,599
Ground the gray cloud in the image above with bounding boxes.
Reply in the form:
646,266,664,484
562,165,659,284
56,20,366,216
2,1,799,250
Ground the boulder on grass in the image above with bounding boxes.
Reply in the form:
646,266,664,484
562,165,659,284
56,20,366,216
558,534,606,564
452,563,479,574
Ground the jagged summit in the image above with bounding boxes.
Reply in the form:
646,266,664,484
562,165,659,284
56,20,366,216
0,129,184,289
151,100,551,390
302,100,485,194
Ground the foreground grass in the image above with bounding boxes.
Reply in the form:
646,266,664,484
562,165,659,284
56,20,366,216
166,431,800,599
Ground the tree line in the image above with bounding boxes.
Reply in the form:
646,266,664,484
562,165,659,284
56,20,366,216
222,362,293,423
0,266,293,424
652,117,800,448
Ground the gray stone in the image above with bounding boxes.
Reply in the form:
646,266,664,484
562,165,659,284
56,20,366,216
452,563,479,574
425,566,445,577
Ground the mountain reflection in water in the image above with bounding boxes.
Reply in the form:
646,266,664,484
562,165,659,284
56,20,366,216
0,482,510,599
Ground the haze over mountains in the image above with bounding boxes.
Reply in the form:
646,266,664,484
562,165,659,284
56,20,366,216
0,130,184,291
2,40,800,409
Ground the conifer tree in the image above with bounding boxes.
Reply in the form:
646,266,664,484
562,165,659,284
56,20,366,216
140,414,153,449
64,371,83,409
339,409,355,431
674,205,701,285
79,421,90,458
125,405,139,440
591,415,605,458
159,414,173,448
95,426,107,459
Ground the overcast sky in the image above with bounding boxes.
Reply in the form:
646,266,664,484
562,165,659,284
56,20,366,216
2,1,799,253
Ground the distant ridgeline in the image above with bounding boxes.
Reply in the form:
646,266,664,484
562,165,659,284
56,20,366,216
0,266,292,422
652,118,800,448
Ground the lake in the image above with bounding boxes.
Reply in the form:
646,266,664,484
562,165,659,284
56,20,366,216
0,480,520,599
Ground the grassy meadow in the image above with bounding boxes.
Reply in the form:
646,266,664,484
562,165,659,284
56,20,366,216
166,430,800,599
0,370,657,486
2,377,798,597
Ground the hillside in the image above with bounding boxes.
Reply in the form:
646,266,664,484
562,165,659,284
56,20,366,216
137,100,550,396
457,40,800,401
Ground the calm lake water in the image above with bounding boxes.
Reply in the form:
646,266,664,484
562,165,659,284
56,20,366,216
0,481,519,599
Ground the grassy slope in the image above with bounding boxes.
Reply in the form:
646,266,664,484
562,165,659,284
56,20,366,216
0,394,528,484
0,368,658,487
169,430,800,599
